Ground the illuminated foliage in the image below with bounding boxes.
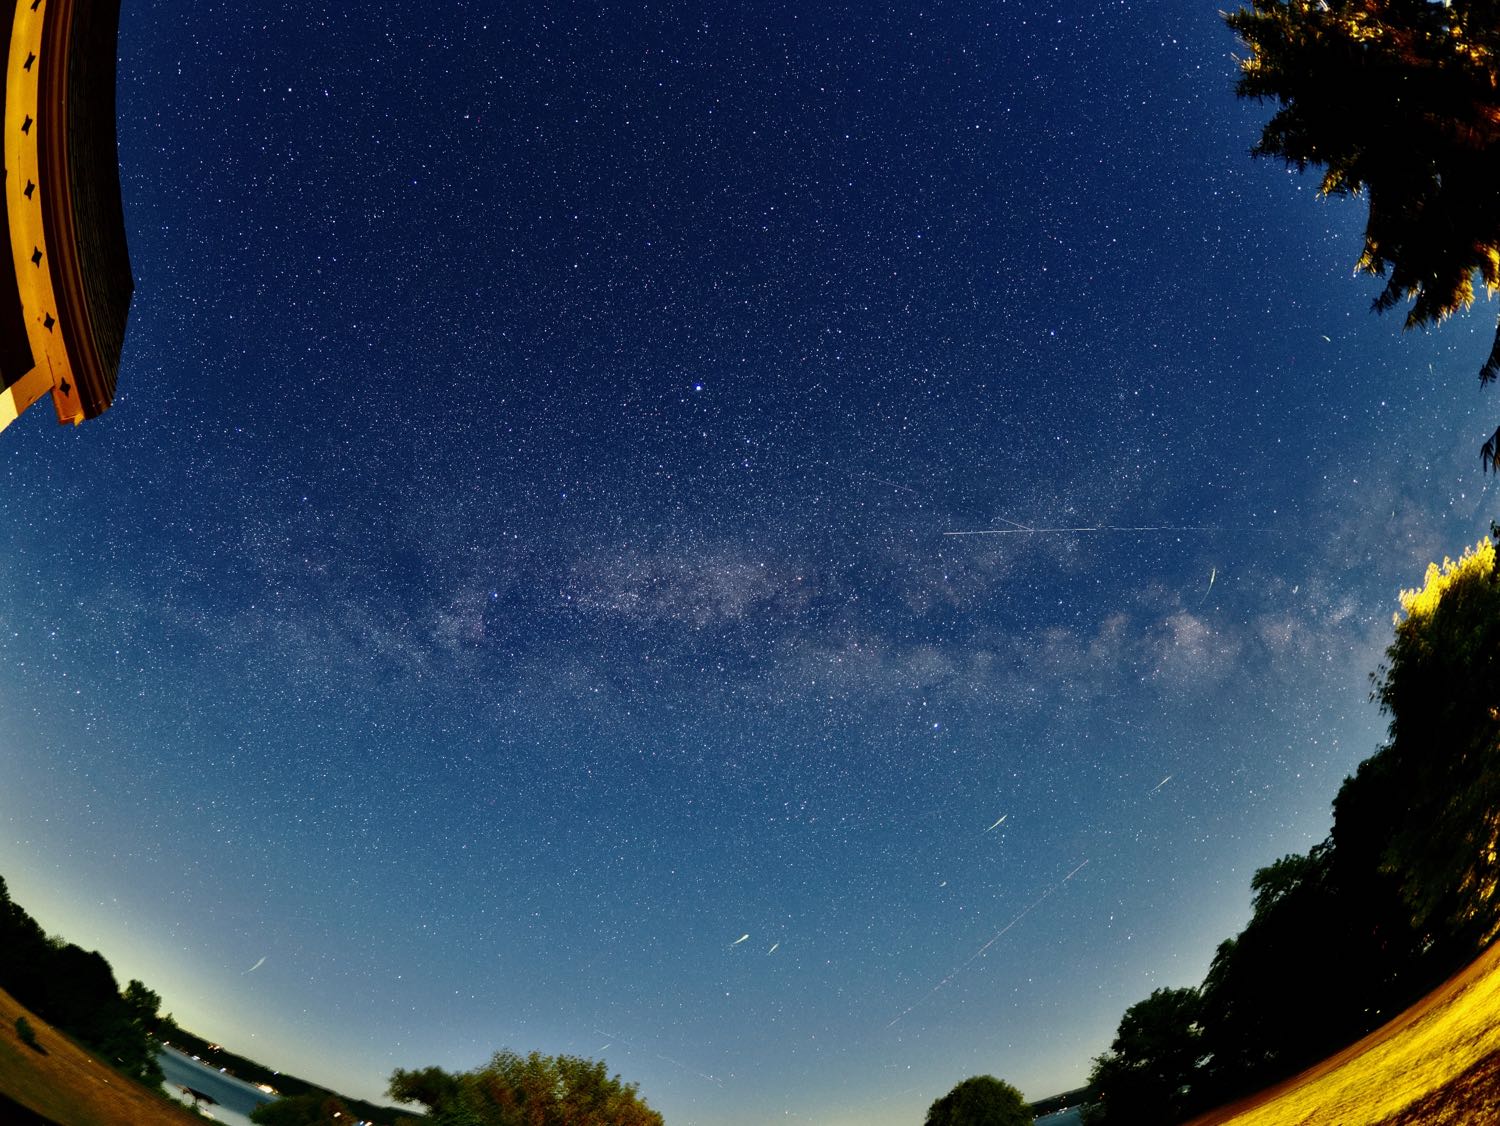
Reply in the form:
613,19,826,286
1372,537,1500,946
389,1051,663,1126
1225,0,1500,467
1397,538,1497,623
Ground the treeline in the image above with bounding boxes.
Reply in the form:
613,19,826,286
380,1051,665,1126
168,1027,407,1126
252,1051,668,1126
0,873,173,1086
1083,540,1500,1124
0,874,407,1124
246,1049,669,1126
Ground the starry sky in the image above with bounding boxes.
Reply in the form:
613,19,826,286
1,2,1497,1124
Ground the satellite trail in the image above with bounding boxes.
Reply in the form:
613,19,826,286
887,859,1090,1029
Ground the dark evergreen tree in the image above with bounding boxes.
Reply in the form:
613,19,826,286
0,874,56,1012
1225,0,1500,467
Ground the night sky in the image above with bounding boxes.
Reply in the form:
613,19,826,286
2,3,1497,1124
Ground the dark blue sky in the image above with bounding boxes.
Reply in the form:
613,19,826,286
1,3,1496,1124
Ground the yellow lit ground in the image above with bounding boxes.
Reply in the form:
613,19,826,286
0,986,202,1126
1185,938,1500,1126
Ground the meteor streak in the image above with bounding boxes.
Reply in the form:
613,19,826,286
1198,566,1217,606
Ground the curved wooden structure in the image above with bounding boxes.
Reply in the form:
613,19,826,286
2,0,131,433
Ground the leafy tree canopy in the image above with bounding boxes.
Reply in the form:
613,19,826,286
923,1074,1033,1126
389,1050,664,1126
1225,0,1500,466
1368,538,1500,946
1083,988,1204,1126
1196,841,1423,1101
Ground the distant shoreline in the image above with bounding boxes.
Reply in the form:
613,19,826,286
156,1044,274,1124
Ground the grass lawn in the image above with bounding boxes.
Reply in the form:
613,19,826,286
0,986,205,1126
1186,936,1500,1125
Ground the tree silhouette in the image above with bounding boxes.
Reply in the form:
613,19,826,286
0,875,169,1086
1225,0,1500,468
924,1075,1033,1126
1195,842,1425,1104
389,1050,663,1126
1083,988,1205,1125
1080,536,1500,1123
1367,538,1500,947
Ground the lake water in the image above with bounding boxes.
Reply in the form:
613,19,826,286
157,1045,275,1126
154,1042,1084,1126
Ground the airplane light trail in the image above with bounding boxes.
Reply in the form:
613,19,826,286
943,525,1221,537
